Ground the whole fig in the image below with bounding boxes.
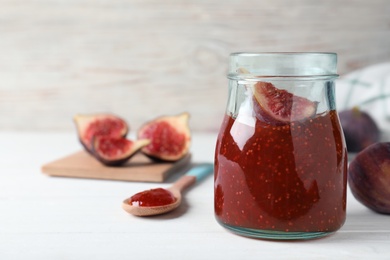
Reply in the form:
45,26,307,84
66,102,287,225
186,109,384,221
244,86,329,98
348,142,390,214
339,107,380,153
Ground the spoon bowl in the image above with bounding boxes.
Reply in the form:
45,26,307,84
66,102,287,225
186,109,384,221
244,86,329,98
122,188,182,216
122,164,213,217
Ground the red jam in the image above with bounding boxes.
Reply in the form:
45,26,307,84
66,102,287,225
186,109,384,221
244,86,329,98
129,188,176,207
214,110,347,233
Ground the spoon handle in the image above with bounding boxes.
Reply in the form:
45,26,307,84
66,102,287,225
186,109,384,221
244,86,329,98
171,163,214,192
187,163,214,181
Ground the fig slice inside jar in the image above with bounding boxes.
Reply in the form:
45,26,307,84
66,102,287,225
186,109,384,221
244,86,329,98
252,82,318,125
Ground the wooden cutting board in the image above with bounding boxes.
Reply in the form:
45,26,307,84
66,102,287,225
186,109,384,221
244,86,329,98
41,151,191,182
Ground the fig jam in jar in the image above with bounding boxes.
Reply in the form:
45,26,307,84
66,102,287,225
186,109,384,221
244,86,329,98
214,53,347,240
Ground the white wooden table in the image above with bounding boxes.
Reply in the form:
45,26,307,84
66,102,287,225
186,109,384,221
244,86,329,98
0,132,389,259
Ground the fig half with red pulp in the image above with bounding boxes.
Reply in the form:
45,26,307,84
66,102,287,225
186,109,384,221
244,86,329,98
74,114,128,153
339,107,380,153
253,82,317,125
137,113,191,161
348,142,390,214
92,137,150,166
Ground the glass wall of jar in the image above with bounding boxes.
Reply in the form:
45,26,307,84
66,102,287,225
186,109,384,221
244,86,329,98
214,53,347,240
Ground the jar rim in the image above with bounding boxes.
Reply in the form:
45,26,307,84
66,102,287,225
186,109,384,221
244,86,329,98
228,52,338,78
230,52,337,56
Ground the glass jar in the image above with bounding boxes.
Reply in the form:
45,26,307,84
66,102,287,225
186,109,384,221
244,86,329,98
214,52,347,240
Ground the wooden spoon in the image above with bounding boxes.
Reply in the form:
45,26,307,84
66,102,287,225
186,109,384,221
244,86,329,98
122,163,213,217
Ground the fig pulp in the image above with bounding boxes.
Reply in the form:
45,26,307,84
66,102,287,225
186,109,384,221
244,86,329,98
253,82,317,125
137,113,191,161
74,114,128,153
92,137,150,166
339,107,380,153
348,142,390,214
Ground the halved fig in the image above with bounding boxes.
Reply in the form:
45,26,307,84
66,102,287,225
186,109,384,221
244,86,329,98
74,114,128,153
92,137,150,166
252,82,317,125
137,113,191,161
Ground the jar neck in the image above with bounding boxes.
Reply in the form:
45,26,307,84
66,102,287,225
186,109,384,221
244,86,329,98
228,75,339,81
228,52,339,79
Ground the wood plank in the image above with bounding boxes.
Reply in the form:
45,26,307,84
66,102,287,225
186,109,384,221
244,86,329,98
41,151,191,183
1,0,390,132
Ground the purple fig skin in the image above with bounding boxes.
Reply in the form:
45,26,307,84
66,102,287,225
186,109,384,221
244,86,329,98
348,142,390,214
339,107,380,153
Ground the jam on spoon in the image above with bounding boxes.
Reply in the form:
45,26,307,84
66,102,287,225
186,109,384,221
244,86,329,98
122,163,213,217
129,188,177,207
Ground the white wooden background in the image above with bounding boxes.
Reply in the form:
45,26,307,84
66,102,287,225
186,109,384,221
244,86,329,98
1,0,390,132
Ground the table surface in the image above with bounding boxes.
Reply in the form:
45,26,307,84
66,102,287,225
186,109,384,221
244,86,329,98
1,132,390,260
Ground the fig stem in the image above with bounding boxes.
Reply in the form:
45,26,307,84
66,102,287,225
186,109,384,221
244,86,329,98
351,106,361,117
